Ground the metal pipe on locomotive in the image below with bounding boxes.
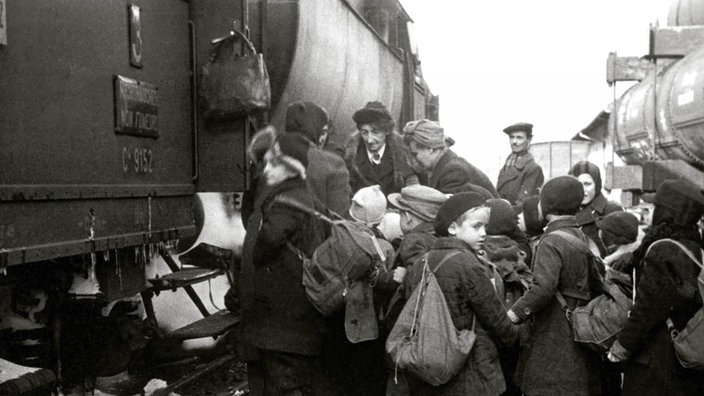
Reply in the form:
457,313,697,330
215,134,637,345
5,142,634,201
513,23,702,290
0,0,437,392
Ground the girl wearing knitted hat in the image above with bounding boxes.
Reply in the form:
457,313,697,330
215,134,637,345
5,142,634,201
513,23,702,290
569,161,623,258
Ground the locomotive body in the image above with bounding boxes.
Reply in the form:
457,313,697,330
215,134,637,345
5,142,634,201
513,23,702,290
0,0,435,391
604,0,704,201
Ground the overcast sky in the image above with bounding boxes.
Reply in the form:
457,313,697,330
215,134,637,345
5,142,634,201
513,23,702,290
400,0,672,181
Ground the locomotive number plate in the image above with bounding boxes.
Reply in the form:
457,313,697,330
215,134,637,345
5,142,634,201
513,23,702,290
114,75,158,138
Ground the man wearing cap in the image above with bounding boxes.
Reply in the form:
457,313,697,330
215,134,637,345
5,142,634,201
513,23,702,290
403,119,498,197
507,176,603,395
344,101,419,196
496,122,544,206
284,101,351,217
238,133,331,395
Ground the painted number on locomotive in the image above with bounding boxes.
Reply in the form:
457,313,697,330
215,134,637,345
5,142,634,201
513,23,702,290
122,147,153,174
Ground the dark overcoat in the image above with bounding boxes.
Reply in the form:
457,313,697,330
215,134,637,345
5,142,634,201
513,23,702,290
575,194,623,257
239,177,326,356
306,145,351,217
427,149,499,198
510,218,603,396
403,238,518,395
496,152,544,206
397,222,437,268
616,238,704,396
344,132,418,196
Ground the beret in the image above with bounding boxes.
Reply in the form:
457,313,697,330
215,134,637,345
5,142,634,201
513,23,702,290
434,192,487,236
540,176,584,216
596,211,639,245
353,101,393,125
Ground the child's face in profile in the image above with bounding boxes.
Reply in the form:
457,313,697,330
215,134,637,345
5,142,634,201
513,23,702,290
450,207,490,251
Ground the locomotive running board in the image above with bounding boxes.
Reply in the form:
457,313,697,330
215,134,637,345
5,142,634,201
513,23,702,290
168,310,240,340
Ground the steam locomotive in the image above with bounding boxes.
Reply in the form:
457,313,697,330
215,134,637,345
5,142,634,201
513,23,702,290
587,0,704,203
0,0,436,392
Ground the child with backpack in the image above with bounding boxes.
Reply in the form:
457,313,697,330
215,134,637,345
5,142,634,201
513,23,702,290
607,180,704,395
400,192,519,395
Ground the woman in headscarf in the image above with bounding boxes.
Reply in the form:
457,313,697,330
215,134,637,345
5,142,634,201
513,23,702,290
569,161,623,257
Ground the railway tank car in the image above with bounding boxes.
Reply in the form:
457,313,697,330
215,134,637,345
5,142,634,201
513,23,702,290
0,0,436,392
601,0,704,203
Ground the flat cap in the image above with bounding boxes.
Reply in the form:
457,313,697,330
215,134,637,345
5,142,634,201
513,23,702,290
388,184,448,222
503,122,533,137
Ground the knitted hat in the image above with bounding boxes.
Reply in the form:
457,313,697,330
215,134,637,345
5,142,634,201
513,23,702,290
434,192,487,236
652,179,704,227
521,195,545,236
349,185,387,225
503,122,533,138
540,176,584,216
569,161,602,196
268,133,310,179
596,211,639,247
352,101,393,126
402,119,446,149
285,101,329,143
388,184,448,222
486,199,518,236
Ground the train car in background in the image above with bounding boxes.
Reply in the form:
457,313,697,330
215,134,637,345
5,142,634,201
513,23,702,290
580,0,704,208
0,0,436,393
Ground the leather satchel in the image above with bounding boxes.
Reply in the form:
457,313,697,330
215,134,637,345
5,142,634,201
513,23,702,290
200,30,271,120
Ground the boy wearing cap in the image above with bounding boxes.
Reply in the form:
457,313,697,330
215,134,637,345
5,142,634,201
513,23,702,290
507,176,603,396
344,101,418,196
285,101,351,217
403,119,499,198
597,211,641,272
607,179,704,395
402,192,518,394
238,133,331,395
496,122,544,206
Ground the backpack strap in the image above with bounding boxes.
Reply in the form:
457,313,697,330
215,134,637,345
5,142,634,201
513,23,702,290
274,195,335,225
548,230,597,322
644,238,704,335
431,250,463,274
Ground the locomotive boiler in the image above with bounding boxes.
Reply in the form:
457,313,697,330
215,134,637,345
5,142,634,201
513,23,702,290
601,0,704,203
0,0,436,392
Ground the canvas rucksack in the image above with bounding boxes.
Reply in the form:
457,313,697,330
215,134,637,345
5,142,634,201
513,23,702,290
274,195,391,319
646,239,704,371
385,251,476,386
550,230,635,352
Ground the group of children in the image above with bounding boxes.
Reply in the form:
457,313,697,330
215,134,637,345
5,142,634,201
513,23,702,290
235,118,704,395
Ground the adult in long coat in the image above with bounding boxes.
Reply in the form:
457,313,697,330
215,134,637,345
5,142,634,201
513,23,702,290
496,122,544,206
239,133,330,395
508,176,603,396
402,119,498,198
569,161,623,257
284,101,351,217
344,101,419,196
608,179,704,396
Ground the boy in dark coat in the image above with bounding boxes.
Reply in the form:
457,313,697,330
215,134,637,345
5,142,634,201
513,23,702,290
608,179,704,395
508,176,603,396
238,133,330,396
402,192,518,395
